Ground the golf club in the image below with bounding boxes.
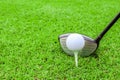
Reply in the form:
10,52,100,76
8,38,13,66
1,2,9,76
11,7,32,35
58,12,120,66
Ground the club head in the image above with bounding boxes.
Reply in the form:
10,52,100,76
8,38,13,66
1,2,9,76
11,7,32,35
59,33,98,57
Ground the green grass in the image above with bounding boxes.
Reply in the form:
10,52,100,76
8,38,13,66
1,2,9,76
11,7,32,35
0,0,120,79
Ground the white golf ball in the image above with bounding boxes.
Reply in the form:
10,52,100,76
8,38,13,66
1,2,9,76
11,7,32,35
66,33,85,51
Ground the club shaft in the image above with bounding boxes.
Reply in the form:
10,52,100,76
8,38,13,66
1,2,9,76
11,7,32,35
95,12,120,43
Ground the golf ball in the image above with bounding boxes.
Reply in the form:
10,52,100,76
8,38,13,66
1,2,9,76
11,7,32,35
66,33,85,51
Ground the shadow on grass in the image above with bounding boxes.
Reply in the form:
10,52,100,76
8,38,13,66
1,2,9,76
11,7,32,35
90,52,99,58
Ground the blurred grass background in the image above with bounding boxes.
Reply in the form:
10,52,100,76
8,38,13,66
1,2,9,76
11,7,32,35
0,0,120,79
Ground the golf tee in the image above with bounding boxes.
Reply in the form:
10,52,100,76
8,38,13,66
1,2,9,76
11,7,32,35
74,51,78,67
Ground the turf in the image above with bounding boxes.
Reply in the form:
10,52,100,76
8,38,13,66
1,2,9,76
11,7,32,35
0,0,120,79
